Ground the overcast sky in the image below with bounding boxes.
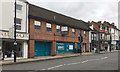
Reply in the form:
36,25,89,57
27,0,119,28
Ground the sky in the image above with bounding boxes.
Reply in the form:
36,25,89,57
27,0,119,28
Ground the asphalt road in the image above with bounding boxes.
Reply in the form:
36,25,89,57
1,52,119,71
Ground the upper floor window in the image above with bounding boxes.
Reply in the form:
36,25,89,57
100,33,104,39
72,28,75,36
109,28,111,33
46,23,52,32
61,26,68,35
78,29,81,37
34,20,41,30
100,25,102,30
84,31,86,37
16,18,22,30
56,25,61,33
105,27,107,32
16,4,22,11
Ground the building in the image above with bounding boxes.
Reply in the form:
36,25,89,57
0,0,29,60
89,21,111,51
28,4,91,58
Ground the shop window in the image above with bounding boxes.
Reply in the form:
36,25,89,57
16,18,22,30
72,28,75,36
46,23,52,32
56,25,61,33
16,4,22,11
34,20,41,30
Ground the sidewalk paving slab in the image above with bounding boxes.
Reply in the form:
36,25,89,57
1,50,119,65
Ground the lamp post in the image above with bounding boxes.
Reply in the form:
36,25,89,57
14,0,17,62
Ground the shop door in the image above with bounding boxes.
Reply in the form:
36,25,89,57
34,42,51,57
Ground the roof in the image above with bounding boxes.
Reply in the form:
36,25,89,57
29,4,91,31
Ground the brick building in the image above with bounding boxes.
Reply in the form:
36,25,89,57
89,21,111,51
28,4,91,58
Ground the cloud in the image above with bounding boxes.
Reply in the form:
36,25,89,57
27,0,119,27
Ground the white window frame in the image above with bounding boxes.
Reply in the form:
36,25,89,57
16,18,22,30
34,20,41,30
100,25,102,30
46,23,52,28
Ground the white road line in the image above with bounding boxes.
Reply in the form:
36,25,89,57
81,60,88,63
101,57,108,59
47,65,63,70
41,69,46,70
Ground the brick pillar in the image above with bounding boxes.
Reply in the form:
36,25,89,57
81,43,83,52
28,40,34,58
51,41,56,56
74,43,77,53
86,43,89,52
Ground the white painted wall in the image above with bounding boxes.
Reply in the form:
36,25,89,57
22,41,28,58
1,0,29,33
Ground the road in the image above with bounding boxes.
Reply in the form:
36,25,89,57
2,52,119,71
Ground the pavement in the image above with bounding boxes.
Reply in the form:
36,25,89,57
0,50,119,65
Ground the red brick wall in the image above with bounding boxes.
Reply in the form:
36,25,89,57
29,18,89,57
81,30,89,52
29,40,34,58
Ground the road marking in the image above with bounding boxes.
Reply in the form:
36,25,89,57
41,69,46,70
101,57,108,59
81,60,88,63
47,65,63,70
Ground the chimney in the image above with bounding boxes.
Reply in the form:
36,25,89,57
88,21,90,23
98,21,101,24
111,22,114,25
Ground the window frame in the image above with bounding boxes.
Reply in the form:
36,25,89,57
16,18,22,30
56,25,61,33
72,28,75,36
34,20,41,30
84,31,86,37
46,23,52,32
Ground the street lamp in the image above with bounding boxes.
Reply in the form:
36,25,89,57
14,0,17,62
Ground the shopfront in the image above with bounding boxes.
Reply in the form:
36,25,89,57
0,31,29,60
56,42,74,54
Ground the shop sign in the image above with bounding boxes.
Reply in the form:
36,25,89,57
0,31,9,38
69,45,73,50
58,46,64,50
0,31,29,40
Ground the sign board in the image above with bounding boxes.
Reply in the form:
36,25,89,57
69,45,73,50
58,46,64,50
0,31,29,40
61,26,68,31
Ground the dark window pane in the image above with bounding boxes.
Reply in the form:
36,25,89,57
16,4,22,10
16,19,21,24
47,28,52,32
35,25,41,30
16,25,21,30
56,29,61,33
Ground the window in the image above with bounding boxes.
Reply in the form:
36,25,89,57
107,35,110,40
56,25,61,33
100,25,102,30
72,28,75,35
105,27,107,32
34,20,41,30
16,18,22,30
94,34,97,40
109,28,111,33
92,34,93,40
61,26,68,35
46,23,52,32
100,33,104,39
78,29,81,37
16,4,22,11
84,31,86,37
